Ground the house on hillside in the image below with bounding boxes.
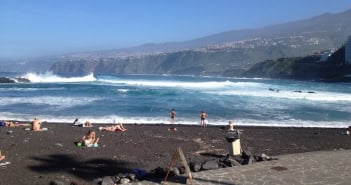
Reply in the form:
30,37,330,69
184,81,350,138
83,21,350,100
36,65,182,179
346,36,351,64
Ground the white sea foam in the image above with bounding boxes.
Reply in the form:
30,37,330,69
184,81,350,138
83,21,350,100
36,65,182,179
1,112,348,128
207,89,351,102
98,78,261,89
23,71,96,83
0,96,102,108
0,87,66,92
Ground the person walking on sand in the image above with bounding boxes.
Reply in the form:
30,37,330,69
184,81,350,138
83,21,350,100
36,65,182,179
170,109,176,124
169,109,177,131
200,111,208,127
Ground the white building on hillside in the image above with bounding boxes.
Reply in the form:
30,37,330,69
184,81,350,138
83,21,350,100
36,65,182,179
346,36,351,64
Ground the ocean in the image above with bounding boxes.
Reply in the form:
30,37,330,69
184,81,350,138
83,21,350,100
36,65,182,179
1,72,351,128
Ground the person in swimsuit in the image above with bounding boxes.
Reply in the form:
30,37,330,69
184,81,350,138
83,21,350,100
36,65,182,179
169,109,177,131
99,123,127,132
0,150,5,161
82,130,100,147
200,111,207,127
32,117,42,131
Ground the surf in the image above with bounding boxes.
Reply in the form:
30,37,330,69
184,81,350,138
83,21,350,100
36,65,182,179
23,71,96,83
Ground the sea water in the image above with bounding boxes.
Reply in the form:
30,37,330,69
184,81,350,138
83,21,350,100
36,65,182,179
0,72,351,128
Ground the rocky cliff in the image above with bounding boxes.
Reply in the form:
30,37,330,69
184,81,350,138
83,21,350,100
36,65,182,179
241,46,351,82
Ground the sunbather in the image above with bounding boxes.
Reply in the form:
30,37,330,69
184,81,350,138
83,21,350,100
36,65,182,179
32,117,42,131
99,123,127,132
82,130,99,147
0,150,5,161
73,118,92,127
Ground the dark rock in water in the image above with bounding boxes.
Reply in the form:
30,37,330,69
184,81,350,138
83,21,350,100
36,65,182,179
0,77,30,83
201,159,219,170
190,162,202,172
16,77,30,83
0,77,15,83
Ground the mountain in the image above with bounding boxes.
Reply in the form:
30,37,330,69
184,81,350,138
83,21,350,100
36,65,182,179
4,8,351,75
241,46,351,82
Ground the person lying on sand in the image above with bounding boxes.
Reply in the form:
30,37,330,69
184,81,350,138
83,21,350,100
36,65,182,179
31,117,42,131
82,130,99,147
99,123,127,132
73,118,92,127
0,150,5,161
0,121,21,127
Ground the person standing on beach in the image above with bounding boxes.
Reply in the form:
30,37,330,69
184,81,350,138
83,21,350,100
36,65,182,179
200,111,208,127
169,109,177,131
170,109,176,124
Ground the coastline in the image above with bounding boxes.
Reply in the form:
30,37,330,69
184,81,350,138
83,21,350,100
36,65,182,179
0,123,350,185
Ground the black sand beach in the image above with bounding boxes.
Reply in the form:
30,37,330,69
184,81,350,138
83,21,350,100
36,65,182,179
0,123,350,185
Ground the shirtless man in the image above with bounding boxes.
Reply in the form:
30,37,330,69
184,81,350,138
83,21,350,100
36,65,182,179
200,111,207,127
32,117,42,131
170,109,176,123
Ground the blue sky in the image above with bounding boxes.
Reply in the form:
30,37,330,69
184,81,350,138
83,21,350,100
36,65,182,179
1,0,351,59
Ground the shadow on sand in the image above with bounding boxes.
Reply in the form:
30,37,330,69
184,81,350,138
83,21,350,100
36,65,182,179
28,154,133,181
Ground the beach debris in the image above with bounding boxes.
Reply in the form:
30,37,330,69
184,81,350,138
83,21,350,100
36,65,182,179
55,143,64,147
0,161,10,167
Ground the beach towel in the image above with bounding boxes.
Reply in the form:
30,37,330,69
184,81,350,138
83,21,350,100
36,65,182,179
25,127,48,131
0,161,11,167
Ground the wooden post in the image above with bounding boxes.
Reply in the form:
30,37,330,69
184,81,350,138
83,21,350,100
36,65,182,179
163,147,193,185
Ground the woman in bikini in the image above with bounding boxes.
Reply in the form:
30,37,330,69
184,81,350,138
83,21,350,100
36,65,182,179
82,130,100,147
99,123,127,132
